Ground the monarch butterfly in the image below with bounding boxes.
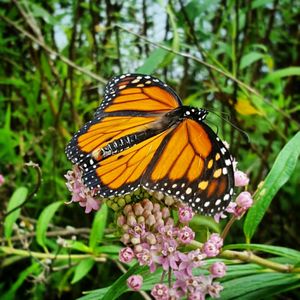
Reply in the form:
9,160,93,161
65,73,234,215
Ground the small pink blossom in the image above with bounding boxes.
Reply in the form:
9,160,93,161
207,281,224,298
178,226,195,244
209,233,223,249
151,283,169,300
127,275,143,291
225,201,237,213
236,191,253,209
213,211,227,223
178,249,206,276
159,240,180,271
178,205,194,223
119,247,135,263
202,241,220,257
210,262,227,278
65,166,100,213
0,174,4,186
234,170,250,187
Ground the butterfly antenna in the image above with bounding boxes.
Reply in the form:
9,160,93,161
206,108,250,143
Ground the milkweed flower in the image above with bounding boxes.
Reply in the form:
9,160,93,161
117,198,226,299
179,205,194,223
119,247,135,263
127,275,143,291
64,166,100,213
202,233,223,257
210,262,227,278
236,191,253,210
151,284,169,300
234,170,250,187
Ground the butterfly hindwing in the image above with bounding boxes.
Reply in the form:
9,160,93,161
142,119,234,215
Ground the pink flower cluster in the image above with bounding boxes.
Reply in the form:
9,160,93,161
64,166,100,213
119,200,226,299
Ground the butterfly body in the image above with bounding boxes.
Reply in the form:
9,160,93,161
66,74,234,215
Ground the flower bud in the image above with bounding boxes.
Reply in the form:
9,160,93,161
137,216,145,224
121,233,130,244
164,195,175,206
127,275,143,291
123,204,133,215
202,241,219,257
117,215,125,226
178,205,194,223
151,284,169,300
146,233,157,245
133,203,144,216
146,214,156,226
131,236,141,245
210,262,227,278
178,226,195,244
142,198,154,211
119,247,135,263
153,203,161,212
161,207,170,219
236,191,253,209
127,213,137,226
234,170,250,187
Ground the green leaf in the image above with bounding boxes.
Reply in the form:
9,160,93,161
0,262,40,300
71,258,95,284
89,203,108,250
36,201,64,249
136,48,168,74
4,187,28,241
70,241,92,253
244,132,300,241
240,52,265,69
264,67,300,82
224,244,300,261
217,273,299,300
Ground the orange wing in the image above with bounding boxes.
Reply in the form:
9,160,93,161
80,129,172,196
65,73,182,193
94,73,181,115
142,119,234,215
66,115,160,164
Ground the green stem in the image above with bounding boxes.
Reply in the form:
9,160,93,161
190,240,297,273
0,246,106,262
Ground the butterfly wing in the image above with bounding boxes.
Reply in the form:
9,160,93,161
85,128,173,196
95,73,182,115
65,73,182,194
142,119,234,215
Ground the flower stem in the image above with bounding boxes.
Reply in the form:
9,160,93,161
0,246,106,262
221,215,237,240
190,241,298,273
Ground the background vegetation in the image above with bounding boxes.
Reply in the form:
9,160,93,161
0,0,300,299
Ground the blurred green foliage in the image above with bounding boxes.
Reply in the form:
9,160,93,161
0,0,300,299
